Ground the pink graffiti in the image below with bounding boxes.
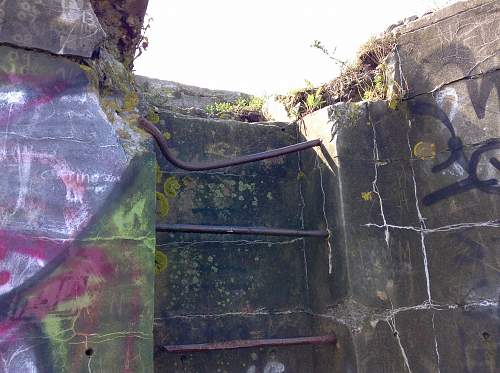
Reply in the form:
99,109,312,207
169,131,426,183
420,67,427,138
0,271,10,286
14,247,114,320
1,144,91,236
0,72,70,128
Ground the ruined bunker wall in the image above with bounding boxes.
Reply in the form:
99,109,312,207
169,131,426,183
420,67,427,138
147,105,357,371
0,1,155,372
300,0,500,371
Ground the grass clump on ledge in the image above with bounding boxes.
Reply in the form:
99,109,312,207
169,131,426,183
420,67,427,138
206,96,265,122
278,33,403,118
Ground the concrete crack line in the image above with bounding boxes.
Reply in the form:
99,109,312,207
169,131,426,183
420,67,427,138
369,106,390,248
467,52,499,75
156,299,498,325
296,123,310,294
365,220,500,234
315,155,334,274
155,308,307,321
4,132,95,144
403,67,500,101
386,313,413,373
432,312,442,373
407,124,432,304
158,238,303,249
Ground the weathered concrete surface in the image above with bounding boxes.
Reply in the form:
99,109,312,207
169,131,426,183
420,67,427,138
152,112,352,372
144,1,499,372
137,76,252,117
393,0,499,99
0,3,155,372
301,60,499,372
0,0,105,57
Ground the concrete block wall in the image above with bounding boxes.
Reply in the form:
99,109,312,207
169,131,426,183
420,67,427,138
0,1,155,372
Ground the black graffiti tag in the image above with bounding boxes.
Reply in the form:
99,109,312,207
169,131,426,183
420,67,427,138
408,101,500,206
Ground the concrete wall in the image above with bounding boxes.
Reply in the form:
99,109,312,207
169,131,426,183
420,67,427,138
153,112,352,372
154,1,499,372
0,1,155,372
299,1,500,371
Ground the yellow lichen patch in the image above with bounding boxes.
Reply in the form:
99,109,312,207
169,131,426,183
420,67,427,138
123,93,139,112
146,110,160,124
164,176,181,198
163,131,171,140
155,250,168,274
413,141,436,160
156,191,169,217
297,171,306,180
361,191,373,201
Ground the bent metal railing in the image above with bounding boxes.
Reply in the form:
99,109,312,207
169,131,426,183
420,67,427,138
139,117,322,171
141,117,336,351
140,117,329,239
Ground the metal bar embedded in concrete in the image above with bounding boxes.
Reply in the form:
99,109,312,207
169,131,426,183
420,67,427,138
156,224,329,237
163,334,337,353
139,118,322,171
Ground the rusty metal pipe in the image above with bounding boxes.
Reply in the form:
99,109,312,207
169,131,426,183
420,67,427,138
164,334,337,353
156,224,329,238
139,118,321,171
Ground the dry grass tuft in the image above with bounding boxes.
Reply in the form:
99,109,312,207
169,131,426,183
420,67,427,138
278,33,399,118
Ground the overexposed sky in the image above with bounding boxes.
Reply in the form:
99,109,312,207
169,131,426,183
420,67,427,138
135,0,457,96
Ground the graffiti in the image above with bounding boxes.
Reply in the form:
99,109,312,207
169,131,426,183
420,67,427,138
0,0,105,57
409,95,500,206
0,46,153,372
427,43,500,121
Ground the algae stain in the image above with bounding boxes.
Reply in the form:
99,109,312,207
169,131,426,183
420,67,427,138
155,250,168,274
164,176,180,198
123,93,139,112
112,194,148,234
146,109,160,124
156,191,169,218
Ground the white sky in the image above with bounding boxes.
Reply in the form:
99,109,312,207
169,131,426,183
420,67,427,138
134,0,457,96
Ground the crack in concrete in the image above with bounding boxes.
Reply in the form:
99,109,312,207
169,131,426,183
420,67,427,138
386,314,413,373
155,298,498,330
403,66,500,102
364,220,500,234
296,123,310,296
157,238,303,249
368,106,390,248
315,155,334,274
407,123,433,304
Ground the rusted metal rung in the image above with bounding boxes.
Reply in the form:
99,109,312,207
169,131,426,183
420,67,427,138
164,334,337,353
156,224,329,238
139,118,321,171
